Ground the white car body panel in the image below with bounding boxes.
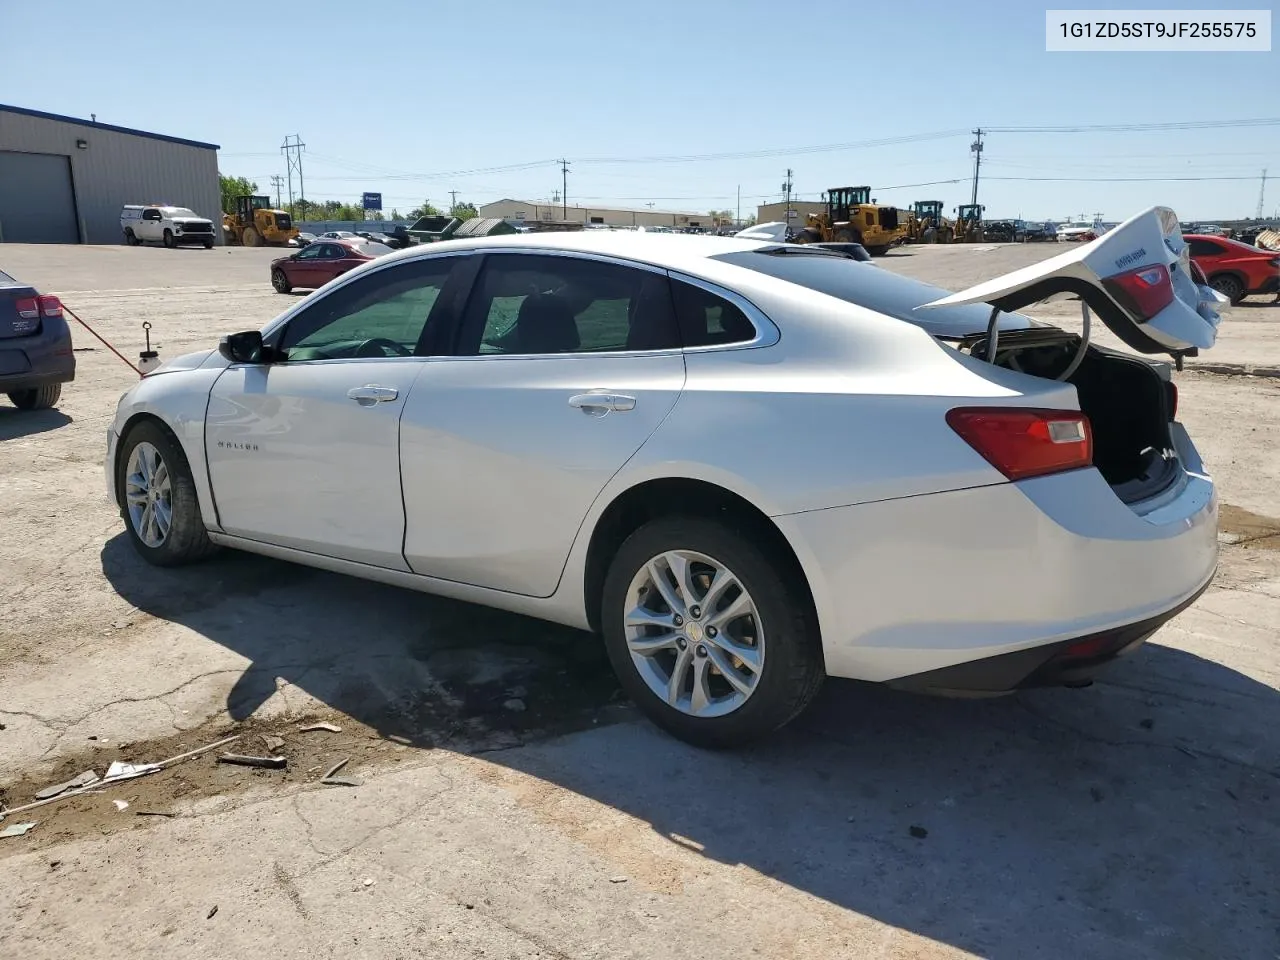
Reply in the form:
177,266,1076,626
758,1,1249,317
399,351,686,595
106,221,1220,687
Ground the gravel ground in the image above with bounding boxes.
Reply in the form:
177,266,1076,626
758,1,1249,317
0,241,1277,960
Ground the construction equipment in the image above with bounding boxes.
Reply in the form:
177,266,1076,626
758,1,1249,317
953,204,985,243
222,196,299,247
792,186,908,254
907,200,954,243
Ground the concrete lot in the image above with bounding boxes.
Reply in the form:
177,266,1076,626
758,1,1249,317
1,242,1277,959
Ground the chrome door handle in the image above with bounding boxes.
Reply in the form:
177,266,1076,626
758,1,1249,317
346,384,399,405
568,393,636,414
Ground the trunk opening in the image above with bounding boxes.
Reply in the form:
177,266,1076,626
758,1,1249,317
965,329,1180,504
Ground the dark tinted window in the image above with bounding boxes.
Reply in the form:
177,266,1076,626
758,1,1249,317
1187,238,1223,257
321,243,348,259
671,279,757,347
464,254,680,355
279,258,456,360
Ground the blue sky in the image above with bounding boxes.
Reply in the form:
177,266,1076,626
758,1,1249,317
3,0,1277,221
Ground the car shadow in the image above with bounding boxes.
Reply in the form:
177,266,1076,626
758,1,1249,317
0,406,72,440
99,535,1279,958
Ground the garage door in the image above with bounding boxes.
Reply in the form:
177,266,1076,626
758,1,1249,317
0,151,80,244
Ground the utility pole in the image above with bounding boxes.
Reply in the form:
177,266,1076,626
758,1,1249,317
1257,169,1268,219
269,175,284,209
782,168,794,233
559,159,570,220
449,189,459,213
281,134,306,219
969,128,984,206
736,184,740,226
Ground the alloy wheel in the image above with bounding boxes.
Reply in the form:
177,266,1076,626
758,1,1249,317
623,550,765,718
124,441,173,547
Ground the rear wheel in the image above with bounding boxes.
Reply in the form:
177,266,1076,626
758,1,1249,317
162,229,176,249
833,227,861,244
1209,273,1246,305
243,227,261,247
793,228,822,245
271,268,292,293
8,384,62,410
600,517,824,748
116,421,218,566
124,229,139,246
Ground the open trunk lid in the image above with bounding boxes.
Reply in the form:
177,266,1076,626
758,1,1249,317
920,206,1225,360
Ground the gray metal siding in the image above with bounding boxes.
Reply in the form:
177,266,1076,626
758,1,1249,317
0,151,79,243
0,110,221,244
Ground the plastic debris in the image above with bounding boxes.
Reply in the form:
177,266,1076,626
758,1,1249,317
909,825,929,839
35,769,100,800
217,754,286,770
105,760,161,781
502,698,527,713
322,777,361,787
322,759,349,779
609,876,628,884
300,722,342,733
362,878,374,887
136,810,176,818
260,735,286,752
112,799,130,812
0,822,36,838
207,905,218,919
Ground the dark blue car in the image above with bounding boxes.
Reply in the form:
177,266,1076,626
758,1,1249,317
1,268,74,410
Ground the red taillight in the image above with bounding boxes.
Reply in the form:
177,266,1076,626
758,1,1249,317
947,407,1093,481
38,295,62,318
14,296,38,319
1103,262,1174,321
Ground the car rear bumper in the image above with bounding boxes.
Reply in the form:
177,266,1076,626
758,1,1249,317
0,353,75,393
774,423,1218,685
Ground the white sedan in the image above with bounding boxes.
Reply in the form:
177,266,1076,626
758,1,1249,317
106,208,1222,747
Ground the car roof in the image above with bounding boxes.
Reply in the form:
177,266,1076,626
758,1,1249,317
387,230,774,272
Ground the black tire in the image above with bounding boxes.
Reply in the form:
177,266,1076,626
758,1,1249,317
793,228,822,245
116,420,219,567
271,268,292,294
1209,273,1246,305
124,229,139,246
600,516,824,748
163,229,176,249
8,383,62,410
866,244,890,256
834,227,861,244
204,240,214,249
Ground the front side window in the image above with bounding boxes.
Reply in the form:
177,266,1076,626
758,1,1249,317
278,258,456,361
463,254,680,355
295,243,324,260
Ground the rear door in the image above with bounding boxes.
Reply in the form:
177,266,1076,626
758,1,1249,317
398,251,686,596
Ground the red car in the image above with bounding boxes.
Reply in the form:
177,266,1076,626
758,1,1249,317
1183,234,1280,304
270,239,393,294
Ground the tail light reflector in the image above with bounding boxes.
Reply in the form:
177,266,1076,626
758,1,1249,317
1103,262,1174,321
947,407,1093,481
38,295,62,318
14,296,38,319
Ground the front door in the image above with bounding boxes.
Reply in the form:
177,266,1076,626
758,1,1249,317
205,254,465,569
399,251,687,596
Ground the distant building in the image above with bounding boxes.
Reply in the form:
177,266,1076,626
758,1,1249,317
0,103,221,244
756,200,825,227
479,199,714,230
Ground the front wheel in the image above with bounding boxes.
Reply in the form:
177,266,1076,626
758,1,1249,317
203,240,214,249
116,421,218,566
271,268,292,293
243,227,261,247
163,229,176,249
600,517,824,748
8,383,62,410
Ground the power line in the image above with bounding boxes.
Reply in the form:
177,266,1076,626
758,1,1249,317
578,130,968,165
984,174,1267,182
985,118,1280,134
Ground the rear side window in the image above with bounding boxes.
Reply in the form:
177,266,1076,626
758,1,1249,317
671,279,757,347
1187,238,1223,257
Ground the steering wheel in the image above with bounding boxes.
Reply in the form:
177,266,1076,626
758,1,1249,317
353,337,412,358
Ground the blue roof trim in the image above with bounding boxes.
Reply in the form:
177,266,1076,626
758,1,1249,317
0,103,220,151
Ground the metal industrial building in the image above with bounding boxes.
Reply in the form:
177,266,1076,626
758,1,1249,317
755,200,825,227
479,198,714,230
0,104,221,244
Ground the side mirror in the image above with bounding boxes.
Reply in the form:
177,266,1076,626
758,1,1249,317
219,330,265,364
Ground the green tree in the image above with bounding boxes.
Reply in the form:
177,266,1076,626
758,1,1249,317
389,208,403,220
450,201,479,221
219,173,258,213
709,209,734,223
408,200,441,219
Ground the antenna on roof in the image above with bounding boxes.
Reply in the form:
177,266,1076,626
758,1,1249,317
91,114,97,122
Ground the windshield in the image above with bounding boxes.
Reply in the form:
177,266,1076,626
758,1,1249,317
716,248,1034,337
163,207,200,219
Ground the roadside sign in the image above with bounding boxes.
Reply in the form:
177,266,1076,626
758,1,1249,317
362,192,383,211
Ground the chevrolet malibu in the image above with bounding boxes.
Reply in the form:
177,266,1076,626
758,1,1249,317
106,207,1221,747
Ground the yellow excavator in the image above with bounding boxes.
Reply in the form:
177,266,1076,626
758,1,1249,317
907,200,954,243
953,204,985,243
222,195,299,247
792,186,909,254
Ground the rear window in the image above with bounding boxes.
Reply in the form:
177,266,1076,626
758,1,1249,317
671,280,756,347
0,269,14,284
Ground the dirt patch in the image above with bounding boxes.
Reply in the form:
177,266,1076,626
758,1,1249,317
0,638,628,857
1219,503,1280,550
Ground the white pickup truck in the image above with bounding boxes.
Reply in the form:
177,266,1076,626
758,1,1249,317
120,205,216,248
